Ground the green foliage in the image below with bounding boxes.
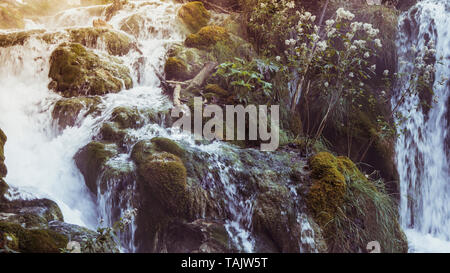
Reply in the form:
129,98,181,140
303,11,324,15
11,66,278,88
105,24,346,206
306,152,408,252
213,58,276,105
0,222,68,253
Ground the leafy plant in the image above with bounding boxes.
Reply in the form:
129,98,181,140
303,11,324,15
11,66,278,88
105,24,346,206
213,58,277,105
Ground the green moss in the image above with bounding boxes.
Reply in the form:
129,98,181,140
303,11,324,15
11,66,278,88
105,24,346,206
48,43,132,97
306,152,407,252
204,84,229,98
68,28,132,56
137,152,188,215
307,152,347,228
100,122,127,144
131,140,154,164
110,107,143,129
185,25,230,50
74,142,117,195
150,137,185,158
167,44,210,78
164,57,189,81
52,97,100,129
177,1,211,33
0,31,35,48
0,222,68,253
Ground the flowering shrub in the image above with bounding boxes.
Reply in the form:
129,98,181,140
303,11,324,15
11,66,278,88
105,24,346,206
243,1,440,158
278,5,384,141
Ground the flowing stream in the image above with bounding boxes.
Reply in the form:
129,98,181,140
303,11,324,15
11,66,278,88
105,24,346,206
395,0,450,252
0,0,265,253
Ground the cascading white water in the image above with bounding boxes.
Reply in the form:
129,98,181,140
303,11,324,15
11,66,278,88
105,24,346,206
0,0,184,239
0,0,258,252
395,0,450,252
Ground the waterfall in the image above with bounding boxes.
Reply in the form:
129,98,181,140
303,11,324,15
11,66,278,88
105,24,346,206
0,0,261,253
395,0,450,252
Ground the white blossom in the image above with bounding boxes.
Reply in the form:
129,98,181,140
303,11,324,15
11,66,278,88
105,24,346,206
286,1,295,9
317,40,327,51
336,8,355,21
374,38,382,48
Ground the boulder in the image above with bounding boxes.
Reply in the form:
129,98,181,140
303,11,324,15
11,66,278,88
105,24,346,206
185,25,229,50
68,28,133,56
48,43,132,97
177,1,211,33
0,129,6,179
74,141,118,195
52,97,101,129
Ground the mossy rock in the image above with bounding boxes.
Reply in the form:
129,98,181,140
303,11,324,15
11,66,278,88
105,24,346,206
68,27,133,56
0,221,68,253
100,122,127,145
163,219,233,253
48,43,132,97
306,152,407,252
164,57,189,81
166,44,209,79
185,25,229,50
74,142,117,195
177,1,211,33
52,97,101,129
110,106,143,129
130,140,154,165
150,137,185,158
119,14,144,37
252,184,300,252
0,128,6,178
0,30,36,48
0,6,25,30
204,84,229,98
306,152,347,227
137,152,188,215
0,178,8,198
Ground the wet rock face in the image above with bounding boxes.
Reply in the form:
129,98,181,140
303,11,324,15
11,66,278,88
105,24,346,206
68,28,133,57
48,43,133,97
52,97,101,129
75,142,118,195
0,198,64,229
0,197,119,253
0,129,6,179
177,1,211,33
157,219,234,253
